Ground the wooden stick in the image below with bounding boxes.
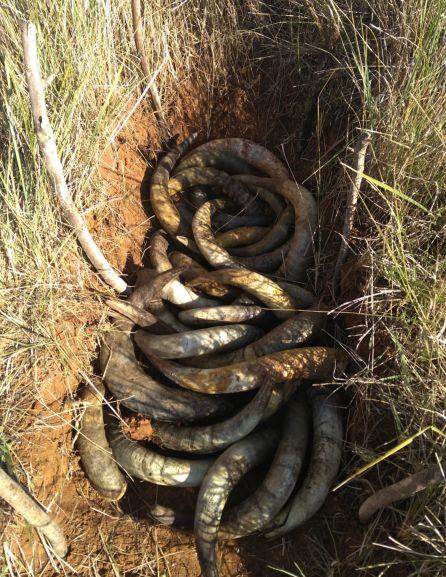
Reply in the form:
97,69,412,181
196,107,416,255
21,20,127,294
131,0,171,141
359,462,445,523
0,467,67,557
332,131,371,297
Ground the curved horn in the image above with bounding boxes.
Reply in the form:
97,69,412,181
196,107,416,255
243,310,325,359
100,328,232,421
150,134,198,239
145,383,300,533
149,504,194,531
168,251,231,299
134,323,262,359
179,138,289,179
230,206,294,257
276,280,315,309
77,383,127,501
178,305,263,327
213,211,272,230
175,149,261,176
128,268,189,332
195,430,279,577
219,396,310,538
168,167,262,215
183,310,324,367
106,417,214,487
266,390,343,538
192,199,235,269
136,343,349,394
182,350,302,431
216,226,268,249
188,185,209,208
105,298,164,330
151,376,274,454
150,230,218,309
193,200,290,272
188,268,298,320
239,182,285,216
235,176,317,282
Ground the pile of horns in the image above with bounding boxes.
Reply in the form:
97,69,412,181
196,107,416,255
78,136,349,577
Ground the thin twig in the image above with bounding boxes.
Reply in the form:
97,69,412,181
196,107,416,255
332,131,371,297
0,467,67,557
131,0,171,141
21,20,127,294
359,462,445,523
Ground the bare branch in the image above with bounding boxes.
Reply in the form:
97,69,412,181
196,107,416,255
21,20,127,294
0,467,67,557
359,462,445,523
131,0,171,141
332,131,371,297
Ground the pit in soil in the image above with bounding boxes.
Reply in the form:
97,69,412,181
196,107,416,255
3,84,393,577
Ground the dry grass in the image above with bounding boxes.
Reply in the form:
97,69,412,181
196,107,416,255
0,0,445,575
0,0,244,434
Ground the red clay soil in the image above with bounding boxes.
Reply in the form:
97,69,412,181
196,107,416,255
0,89,258,577
2,86,401,577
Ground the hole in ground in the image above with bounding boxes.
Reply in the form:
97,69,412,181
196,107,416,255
56,47,383,575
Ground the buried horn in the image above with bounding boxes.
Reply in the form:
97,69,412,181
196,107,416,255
89,135,350,577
